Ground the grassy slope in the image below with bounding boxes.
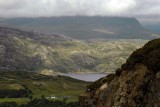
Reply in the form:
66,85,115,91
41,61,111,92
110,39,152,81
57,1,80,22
0,71,89,104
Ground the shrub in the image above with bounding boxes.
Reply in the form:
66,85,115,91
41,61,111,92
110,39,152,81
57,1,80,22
123,38,160,73
0,102,17,107
0,88,32,98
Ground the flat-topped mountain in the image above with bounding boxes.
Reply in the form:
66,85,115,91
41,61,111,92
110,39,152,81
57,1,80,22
0,16,158,40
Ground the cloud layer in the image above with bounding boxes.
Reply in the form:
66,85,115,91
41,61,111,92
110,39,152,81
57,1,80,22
0,0,159,24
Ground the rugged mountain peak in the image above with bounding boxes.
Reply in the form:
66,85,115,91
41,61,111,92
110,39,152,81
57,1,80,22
79,39,160,107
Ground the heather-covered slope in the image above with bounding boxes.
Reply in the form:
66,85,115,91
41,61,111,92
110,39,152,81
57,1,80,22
79,39,160,107
0,27,146,74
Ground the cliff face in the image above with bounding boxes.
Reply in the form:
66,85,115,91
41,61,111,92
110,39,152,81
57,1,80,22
79,39,160,107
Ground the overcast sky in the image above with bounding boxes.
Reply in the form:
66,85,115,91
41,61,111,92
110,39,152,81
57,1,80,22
0,0,159,24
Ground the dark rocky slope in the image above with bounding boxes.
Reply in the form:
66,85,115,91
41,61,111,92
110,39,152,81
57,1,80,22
79,38,160,107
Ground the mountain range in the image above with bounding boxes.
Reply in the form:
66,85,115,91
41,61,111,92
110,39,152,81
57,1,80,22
0,27,147,74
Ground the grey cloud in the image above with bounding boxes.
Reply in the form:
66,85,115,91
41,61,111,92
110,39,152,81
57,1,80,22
127,0,160,24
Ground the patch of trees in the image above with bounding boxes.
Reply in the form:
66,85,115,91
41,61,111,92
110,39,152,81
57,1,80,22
22,98,79,107
0,102,17,107
0,88,32,98
0,98,79,107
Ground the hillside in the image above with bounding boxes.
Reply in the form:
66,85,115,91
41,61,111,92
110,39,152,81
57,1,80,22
0,16,158,40
79,38,160,107
0,27,147,74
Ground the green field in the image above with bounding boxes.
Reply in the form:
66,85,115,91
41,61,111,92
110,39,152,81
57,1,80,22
0,71,89,104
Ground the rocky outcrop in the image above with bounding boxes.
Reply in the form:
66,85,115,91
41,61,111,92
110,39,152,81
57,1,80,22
72,53,98,69
79,39,160,107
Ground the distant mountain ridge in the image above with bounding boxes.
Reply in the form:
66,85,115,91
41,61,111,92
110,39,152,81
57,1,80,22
0,16,158,40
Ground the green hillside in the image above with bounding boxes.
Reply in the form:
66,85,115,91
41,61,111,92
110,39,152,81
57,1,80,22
0,71,89,104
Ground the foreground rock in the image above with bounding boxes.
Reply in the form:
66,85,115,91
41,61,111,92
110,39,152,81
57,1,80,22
79,39,160,107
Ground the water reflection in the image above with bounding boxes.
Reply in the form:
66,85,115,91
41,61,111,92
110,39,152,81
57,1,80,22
65,73,108,82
